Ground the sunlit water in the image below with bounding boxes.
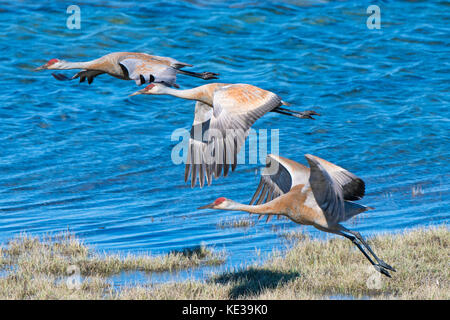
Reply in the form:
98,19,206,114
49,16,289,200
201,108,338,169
0,0,448,285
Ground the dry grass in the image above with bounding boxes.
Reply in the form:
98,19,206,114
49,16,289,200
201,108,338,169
0,232,225,299
254,226,449,300
0,226,448,299
116,281,233,300
2,233,225,275
278,230,309,242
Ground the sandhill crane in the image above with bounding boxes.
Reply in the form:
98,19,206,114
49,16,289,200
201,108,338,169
130,83,320,188
198,153,396,277
34,52,219,87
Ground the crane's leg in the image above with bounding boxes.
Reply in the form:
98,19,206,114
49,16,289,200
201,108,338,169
277,107,320,118
177,69,219,80
337,231,393,278
272,107,320,120
342,227,396,272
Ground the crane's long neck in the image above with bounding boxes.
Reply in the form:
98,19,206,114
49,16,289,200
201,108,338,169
56,60,94,70
221,200,284,217
159,85,214,106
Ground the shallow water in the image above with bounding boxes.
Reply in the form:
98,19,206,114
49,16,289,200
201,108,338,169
0,1,448,284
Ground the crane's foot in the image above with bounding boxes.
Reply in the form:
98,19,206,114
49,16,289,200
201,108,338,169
377,260,396,272
201,72,219,80
294,110,321,120
374,264,392,278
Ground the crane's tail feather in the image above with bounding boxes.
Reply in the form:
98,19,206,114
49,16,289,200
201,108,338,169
341,202,373,222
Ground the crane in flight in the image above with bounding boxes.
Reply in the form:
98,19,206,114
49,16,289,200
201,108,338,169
198,153,396,278
34,52,219,87
130,83,320,188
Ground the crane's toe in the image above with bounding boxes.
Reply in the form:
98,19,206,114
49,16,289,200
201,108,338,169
374,264,392,278
378,260,396,272
201,72,220,80
295,110,321,120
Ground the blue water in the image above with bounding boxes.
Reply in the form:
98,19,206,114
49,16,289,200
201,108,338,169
0,1,449,283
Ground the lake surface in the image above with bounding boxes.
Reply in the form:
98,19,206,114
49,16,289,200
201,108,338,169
0,0,448,283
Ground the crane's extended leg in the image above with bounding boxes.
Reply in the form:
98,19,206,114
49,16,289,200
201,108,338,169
337,231,392,278
272,107,320,120
343,228,396,272
177,69,219,80
277,107,320,119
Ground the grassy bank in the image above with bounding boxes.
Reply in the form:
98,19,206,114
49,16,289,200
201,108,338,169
0,226,448,299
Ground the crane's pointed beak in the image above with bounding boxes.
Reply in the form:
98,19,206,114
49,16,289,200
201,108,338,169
197,202,215,210
129,89,144,97
34,65,46,71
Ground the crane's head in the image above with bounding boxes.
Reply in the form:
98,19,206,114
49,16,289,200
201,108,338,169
129,83,165,96
197,197,230,210
34,59,61,71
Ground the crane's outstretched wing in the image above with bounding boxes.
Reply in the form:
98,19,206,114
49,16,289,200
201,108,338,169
250,154,310,205
249,154,310,222
309,155,365,201
184,84,283,188
207,85,282,177
305,154,365,224
146,54,193,69
119,58,178,86
185,102,213,188
72,70,105,84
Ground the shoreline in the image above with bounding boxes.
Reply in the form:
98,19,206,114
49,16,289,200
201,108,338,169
0,226,448,299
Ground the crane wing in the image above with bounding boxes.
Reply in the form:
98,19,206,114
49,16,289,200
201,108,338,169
71,69,105,84
51,69,105,84
250,154,310,205
305,154,365,224
119,58,178,86
185,102,213,188
308,154,365,201
184,84,283,188
207,85,282,176
146,54,193,69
